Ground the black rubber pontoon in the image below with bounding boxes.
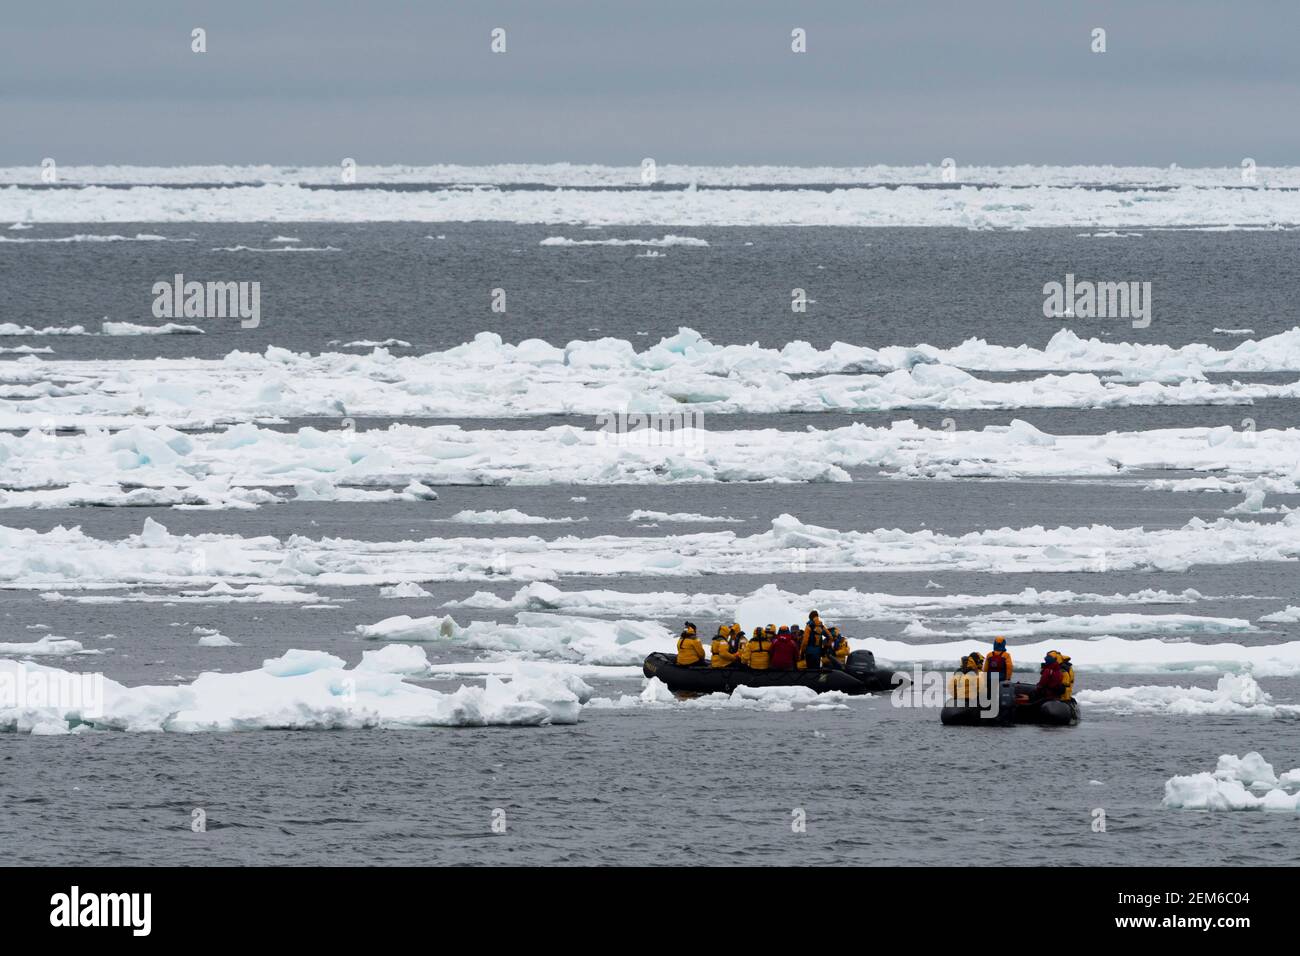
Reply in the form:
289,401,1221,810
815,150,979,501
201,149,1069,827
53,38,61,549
643,649,896,695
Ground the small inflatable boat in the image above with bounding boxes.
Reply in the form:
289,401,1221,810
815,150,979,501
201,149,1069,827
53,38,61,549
940,680,1080,727
643,649,896,696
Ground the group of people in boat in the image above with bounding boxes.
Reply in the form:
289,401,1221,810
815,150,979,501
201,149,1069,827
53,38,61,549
674,612,851,671
946,637,1075,704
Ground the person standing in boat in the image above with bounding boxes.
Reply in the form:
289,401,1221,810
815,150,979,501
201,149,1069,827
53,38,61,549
796,622,823,670
983,637,1013,685
676,627,707,667
770,626,798,670
741,626,772,670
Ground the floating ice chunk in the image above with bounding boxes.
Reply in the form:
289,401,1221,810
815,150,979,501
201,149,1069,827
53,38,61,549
0,323,88,336
0,653,583,733
1261,606,1300,624
1078,673,1300,717
446,509,579,524
356,644,431,676
1163,752,1300,812
735,591,807,636
0,636,89,657
193,627,239,647
380,582,433,599
101,322,204,336
627,510,741,523
540,234,708,247
357,614,459,643
9,176,1300,228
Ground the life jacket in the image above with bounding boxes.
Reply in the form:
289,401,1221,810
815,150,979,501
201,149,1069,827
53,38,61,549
1036,661,1064,696
727,634,742,655
745,634,772,670
985,650,1011,679
1059,659,1074,700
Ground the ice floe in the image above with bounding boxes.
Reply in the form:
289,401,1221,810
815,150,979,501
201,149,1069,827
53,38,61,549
1078,673,1300,717
1260,606,1300,624
7,181,1300,229
446,509,582,524
540,234,708,247
627,510,742,523
193,627,239,647
900,612,1255,639
0,636,92,657
6,163,1300,189
4,326,1300,431
2,327,1300,431
101,321,204,336
0,416,1295,506
1163,753,1300,811
5,513,1299,592
0,650,587,734
446,582,1211,621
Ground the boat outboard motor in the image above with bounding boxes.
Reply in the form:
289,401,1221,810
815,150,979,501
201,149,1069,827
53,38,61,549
844,650,877,679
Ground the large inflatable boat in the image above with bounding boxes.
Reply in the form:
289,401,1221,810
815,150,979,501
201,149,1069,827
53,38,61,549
940,680,1080,727
643,650,896,695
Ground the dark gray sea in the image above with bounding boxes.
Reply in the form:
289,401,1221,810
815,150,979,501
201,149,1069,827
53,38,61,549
1,218,1298,865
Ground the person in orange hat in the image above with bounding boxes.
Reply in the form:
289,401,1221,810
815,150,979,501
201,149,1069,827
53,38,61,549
983,637,1013,684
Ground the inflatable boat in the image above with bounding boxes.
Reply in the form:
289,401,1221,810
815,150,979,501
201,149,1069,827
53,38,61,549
940,680,1080,727
643,649,896,696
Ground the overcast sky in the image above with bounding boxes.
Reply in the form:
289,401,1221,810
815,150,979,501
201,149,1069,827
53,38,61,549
3,0,1297,167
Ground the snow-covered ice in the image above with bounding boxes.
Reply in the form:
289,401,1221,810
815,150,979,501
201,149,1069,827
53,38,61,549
4,327,1300,433
1078,673,1300,717
0,649,587,734
1163,753,1300,811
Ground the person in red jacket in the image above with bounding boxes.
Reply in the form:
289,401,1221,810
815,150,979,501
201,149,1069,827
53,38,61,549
770,626,798,670
1032,651,1066,703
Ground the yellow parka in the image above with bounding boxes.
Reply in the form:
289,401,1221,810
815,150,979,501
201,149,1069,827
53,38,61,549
676,634,706,666
742,629,772,670
710,634,744,669
1059,655,1074,701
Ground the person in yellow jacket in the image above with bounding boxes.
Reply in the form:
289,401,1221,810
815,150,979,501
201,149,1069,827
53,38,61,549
676,628,706,666
710,625,744,669
984,637,1013,683
741,626,772,670
824,627,850,667
947,656,979,704
1057,652,1074,701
